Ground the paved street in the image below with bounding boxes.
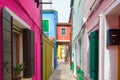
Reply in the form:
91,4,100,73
49,59,76,80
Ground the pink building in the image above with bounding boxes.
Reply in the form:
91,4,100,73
84,0,120,80
0,0,42,80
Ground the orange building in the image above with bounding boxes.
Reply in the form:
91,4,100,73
56,23,71,43
56,23,71,63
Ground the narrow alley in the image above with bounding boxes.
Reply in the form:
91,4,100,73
49,59,76,80
1,0,120,80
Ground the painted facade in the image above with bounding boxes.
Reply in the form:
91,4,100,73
42,10,58,69
56,23,71,42
0,0,42,80
71,0,120,80
84,0,119,80
56,23,71,63
70,0,85,79
42,33,54,80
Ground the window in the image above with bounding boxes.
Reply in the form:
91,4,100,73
42,20,49,32
61,28,66,35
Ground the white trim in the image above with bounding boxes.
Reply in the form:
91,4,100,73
5,7,30,29
57,40,70,42
99,14,105,80
103,0,120,15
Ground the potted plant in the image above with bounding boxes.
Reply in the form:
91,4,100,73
13,63,25,80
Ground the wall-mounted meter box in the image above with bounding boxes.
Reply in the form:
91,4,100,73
107,29,120,46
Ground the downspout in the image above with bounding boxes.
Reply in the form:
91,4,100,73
90,0,101,11
87,0,102,19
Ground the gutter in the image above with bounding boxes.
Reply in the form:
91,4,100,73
87,0,102,20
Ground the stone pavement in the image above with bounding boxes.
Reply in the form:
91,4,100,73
49,59,76,80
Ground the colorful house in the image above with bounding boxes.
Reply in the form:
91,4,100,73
84,0,120,80
42,10,58,69
42,33,54,80
70,0,85,79
69,8,73,69
56,23,71,63
0,0,42,80
71,0,120,80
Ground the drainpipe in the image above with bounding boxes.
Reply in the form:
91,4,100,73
87,0,102,19
90,0,102,11
99,15,104,80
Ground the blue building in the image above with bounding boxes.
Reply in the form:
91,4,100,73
42,10,58,69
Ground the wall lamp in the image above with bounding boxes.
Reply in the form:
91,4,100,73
34,0,52,8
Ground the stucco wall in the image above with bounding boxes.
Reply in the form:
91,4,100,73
84,0,115,79
104,15,119,80
0,0,41,80
57,26,71,41
72,0,85,42
42,11,58,41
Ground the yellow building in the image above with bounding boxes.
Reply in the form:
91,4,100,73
42,34,54,80
58,45,62,59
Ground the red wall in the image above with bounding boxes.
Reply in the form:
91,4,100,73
57,25,71,41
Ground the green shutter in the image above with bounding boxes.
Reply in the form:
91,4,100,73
90,31,98,80
42,20,49,32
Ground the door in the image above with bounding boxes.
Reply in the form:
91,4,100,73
90,30,99,80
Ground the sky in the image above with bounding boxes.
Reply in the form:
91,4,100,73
42,0,71,23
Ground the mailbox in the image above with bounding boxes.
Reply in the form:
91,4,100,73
107,29,120,46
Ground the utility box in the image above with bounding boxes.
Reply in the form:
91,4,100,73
107,29,120,46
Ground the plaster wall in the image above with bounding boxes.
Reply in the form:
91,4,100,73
0,0,42,80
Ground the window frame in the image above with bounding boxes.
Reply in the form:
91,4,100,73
60,27,67,36
42,19,50,33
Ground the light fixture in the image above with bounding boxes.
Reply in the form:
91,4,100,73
34,0,52,8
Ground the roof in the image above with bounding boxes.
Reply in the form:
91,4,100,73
42,9,57,13
57,23,71,26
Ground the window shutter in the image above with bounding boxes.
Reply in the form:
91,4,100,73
2,9,12,80
23,29,34,78
90,31,98,80
42,20,49,32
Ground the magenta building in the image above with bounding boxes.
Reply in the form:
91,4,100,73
0,0,42,80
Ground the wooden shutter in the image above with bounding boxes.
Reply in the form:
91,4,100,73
2,9,12,80
23,29,34,78
42,20,49,32
90,31,98,80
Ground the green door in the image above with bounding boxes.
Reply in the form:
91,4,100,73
90,31,98,80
